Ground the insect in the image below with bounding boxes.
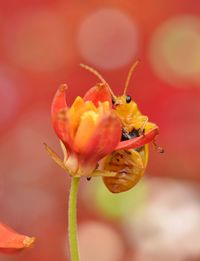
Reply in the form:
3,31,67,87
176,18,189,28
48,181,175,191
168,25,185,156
80,61,163,193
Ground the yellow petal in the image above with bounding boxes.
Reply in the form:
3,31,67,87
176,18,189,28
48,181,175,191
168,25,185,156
69,97,84,138
70,96,84,110
73,111,99,151
98,101,110,115
84,101,97,112
69,98,97,139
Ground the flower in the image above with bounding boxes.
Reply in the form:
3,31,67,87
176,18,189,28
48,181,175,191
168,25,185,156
46,83,122,177
0,222,35,253
45,82,159,178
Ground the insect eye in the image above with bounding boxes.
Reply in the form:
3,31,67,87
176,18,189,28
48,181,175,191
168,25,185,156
112,97,115,104
126,95,132,103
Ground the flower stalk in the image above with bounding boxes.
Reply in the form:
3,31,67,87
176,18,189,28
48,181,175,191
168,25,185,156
45,70,161,259
68,177,80,261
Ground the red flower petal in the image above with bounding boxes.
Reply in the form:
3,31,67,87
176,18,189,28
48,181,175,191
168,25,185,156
115,128,159,151
83,83,112,107
51,85,73,149
0,222,35,254
80,113,121,163
53,109,73,148
51,84,68,124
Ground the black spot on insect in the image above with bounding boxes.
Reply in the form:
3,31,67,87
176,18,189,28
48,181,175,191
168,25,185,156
126,95,132,103
129,129,140,138
121,129,140,141
121,131,131,141
121,129,143,152
112,97,115,104
87,177,91,181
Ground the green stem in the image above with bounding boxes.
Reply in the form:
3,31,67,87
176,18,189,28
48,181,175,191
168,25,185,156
68,177,80,261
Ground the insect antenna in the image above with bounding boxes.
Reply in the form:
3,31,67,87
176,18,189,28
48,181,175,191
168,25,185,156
123,60,140,95
80,63,116,98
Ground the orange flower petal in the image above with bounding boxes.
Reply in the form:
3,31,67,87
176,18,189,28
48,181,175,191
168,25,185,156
83,83,112,107
80,112,122,163
68,97,85,139
69,98,97,138
70,96,84,110
0,222,35,254
73,111,99,151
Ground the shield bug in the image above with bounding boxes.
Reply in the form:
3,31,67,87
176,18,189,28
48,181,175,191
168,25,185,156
80,61,163,193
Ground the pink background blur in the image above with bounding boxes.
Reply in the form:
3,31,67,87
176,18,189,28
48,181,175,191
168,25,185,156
0,1,200,261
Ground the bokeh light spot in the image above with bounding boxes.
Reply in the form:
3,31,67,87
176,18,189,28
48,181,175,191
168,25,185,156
125,178,200,261
4,9,70,72
149,15,200,87
0,108,57,184
78,8,139,70
84,178,147,219
0,68,20,128
79,222,124,261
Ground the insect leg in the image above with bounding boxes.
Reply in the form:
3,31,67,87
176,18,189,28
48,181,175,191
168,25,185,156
139,116,149,135
92,170,117,177
152,140,165,153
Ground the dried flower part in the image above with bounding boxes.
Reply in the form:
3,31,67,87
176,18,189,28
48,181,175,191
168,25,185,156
0,222,35,254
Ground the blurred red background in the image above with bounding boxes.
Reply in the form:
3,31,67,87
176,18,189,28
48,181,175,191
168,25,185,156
0,1,200,260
